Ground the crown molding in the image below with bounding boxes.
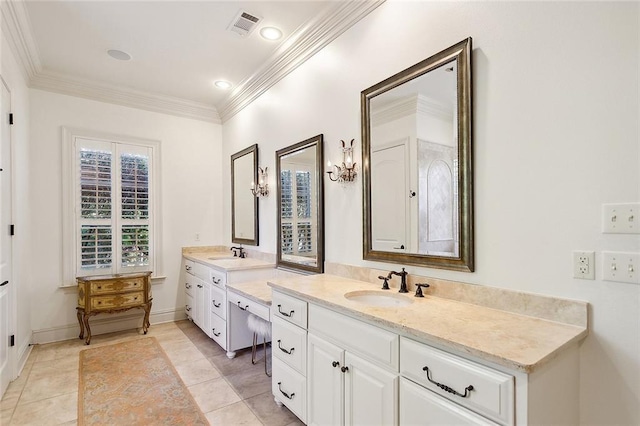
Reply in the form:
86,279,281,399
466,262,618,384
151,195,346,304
30,71,220,123
1,0,42,79
372,94,452,127
217,0,386,123
2,0,384,124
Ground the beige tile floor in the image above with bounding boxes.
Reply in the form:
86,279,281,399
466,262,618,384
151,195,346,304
0,320,304,426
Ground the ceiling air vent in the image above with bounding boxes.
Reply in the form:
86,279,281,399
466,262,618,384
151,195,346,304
228,10,262,37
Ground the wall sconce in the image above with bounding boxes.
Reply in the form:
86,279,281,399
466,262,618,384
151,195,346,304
327,139,357,183
250,167,269,197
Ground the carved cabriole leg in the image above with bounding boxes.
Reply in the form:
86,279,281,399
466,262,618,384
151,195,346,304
77,308,85,339
142,303,151,334
83,314,92,345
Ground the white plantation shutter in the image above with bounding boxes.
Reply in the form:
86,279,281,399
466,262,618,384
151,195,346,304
280,166,315,256
73,138,153,277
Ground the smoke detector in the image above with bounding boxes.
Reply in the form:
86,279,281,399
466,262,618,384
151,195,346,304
227,10,262,37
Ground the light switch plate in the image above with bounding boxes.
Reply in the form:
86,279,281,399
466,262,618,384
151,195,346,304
602,203,640,234
602,251,640,284
573,251,595,279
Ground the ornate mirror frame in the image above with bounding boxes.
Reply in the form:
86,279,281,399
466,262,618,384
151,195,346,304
276,135,325,274
361,38,474,271
231,144,259,246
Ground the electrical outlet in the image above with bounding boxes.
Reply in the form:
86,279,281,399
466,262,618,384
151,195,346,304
602,203,640,234
195,233,200,241
602,251,640,284
573,251,595,279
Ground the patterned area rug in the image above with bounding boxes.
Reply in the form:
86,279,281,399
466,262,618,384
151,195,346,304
78,337,208,425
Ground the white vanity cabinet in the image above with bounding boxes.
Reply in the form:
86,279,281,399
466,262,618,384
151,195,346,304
307,304,398,426
183,260,196,320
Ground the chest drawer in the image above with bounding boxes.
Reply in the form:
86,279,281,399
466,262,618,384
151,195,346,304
309,304,399,371
210,313,227,350
272,291,307,329
91,291,145,310
272,316,307,374
228,291,270,321
210,284,227,319
90,277,144,294
184,259,194,274
400,337,514,425
272,358,306,423
184,277,195,296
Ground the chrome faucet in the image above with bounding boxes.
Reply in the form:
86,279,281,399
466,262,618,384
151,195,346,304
387,268,409,293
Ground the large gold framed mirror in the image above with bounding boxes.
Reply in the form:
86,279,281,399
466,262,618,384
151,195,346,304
231,144,259,245
362,38,473,271
276,135,324,274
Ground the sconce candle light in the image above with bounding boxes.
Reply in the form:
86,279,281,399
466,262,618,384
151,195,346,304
327,139,357,183
250,167,269,197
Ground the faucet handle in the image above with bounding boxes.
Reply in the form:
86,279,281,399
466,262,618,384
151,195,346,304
378,275,390,290
414,283,430,297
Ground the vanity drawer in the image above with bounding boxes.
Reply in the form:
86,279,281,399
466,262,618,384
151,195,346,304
228,292,270,321
210,313,227,350
400,377,499,425
185,292,194,319
90,277,144,294
400,337,514,425
184,259,194,275
210,284,226,319
272,316,307,374
209,268,226,287
272,291,307,329
309,304,399,371
91,291,145,310
184,278,195,297
272,357,306,423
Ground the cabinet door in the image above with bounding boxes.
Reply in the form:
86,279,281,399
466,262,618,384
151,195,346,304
307,334,344,426
400,378,498,425
194,277,205,330
344,352,398,426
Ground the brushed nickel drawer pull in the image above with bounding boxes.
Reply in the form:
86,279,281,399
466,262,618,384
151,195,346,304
422,366,474,398
277,305,294,317
277,340,294,355
277,382,295,400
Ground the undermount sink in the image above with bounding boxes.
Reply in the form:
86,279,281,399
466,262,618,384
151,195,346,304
344,290,414,307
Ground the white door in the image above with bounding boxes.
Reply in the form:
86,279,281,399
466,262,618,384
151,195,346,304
344,353,398,426
0,78,13,397
371,140,409,252
307,334,344,426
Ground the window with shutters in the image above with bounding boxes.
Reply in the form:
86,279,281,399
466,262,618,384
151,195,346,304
280,167,314,256
62,129,161,286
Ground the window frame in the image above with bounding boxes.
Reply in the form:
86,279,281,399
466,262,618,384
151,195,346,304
61,127,162,287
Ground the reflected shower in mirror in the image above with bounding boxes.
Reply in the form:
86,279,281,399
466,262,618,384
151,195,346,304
231,144,258,245
362,38,473,271
276,135,324,274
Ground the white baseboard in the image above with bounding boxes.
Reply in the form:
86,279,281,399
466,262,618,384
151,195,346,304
32,308,187,344
16,336,33,377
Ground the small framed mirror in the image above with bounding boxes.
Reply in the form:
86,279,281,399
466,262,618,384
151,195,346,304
362,38,473,271
231,144,259,245
276,135,324,274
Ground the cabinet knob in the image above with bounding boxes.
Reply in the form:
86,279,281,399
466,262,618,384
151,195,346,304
197,284,203,288
332,361,340,368
341,366,349,373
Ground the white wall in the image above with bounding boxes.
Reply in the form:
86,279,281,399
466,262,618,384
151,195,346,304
28,90,223,341
1,29,33,374
222,1,640,424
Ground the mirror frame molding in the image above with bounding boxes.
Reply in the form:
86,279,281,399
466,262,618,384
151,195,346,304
276,134,325,274
231,143,259,246
361,37,474,272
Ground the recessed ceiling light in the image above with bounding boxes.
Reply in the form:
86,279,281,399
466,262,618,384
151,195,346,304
107,49,131,61
214,80,232,90
260,27,283,41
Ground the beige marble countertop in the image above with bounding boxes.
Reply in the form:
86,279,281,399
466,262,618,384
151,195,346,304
226,280,272,306
268,274,588,374
184,252,274,272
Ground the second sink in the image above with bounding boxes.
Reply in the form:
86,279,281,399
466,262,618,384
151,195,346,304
344,290,414,307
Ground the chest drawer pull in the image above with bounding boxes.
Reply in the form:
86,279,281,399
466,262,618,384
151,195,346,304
211,277,221,285
277,340,295,355
277,304,294,317
212,300,221,308
237,301,249,311
277,382,295,400
212,328,221,337
423,366,474,398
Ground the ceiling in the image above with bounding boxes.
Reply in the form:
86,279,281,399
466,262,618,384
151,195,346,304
3,0,384,122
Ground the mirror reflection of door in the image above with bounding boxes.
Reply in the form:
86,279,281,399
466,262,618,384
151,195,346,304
371,139,409,252
280,148,317,267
